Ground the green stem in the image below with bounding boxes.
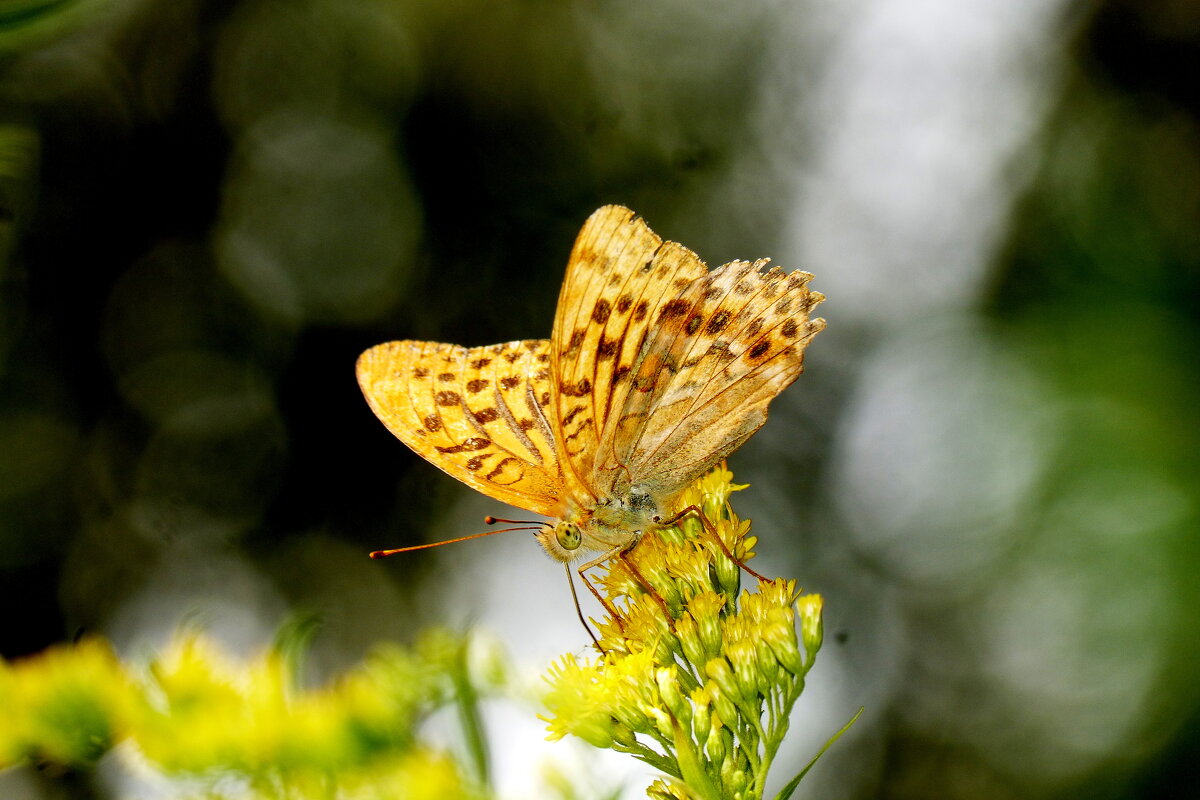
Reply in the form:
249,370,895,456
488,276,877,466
450,645,490,790
755,679,802,798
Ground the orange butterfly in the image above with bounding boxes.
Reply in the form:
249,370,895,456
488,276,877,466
357,206,824,585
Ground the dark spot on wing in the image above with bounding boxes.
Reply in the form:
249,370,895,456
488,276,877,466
437,438,488,454
562,378,592,397
659,299,691,320
592,299,612,324
706,310,731,334
487,457,521,481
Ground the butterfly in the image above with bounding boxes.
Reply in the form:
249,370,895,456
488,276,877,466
357,205,824,584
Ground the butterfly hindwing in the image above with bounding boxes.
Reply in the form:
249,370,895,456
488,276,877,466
602,258,826,498
356,339,565,515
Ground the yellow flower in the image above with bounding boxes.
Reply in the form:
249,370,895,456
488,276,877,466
541,466,834,800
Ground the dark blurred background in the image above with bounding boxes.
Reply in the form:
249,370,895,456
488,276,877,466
1,0,1198,798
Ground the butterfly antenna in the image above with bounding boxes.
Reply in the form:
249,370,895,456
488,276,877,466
369,526,539,559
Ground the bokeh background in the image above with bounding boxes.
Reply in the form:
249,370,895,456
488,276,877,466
1,0,1198,797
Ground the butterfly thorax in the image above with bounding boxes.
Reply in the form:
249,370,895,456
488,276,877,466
534,485,661,563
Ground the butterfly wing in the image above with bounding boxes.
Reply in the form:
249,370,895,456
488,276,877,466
550,205,710,504
605,259,825,497
357,339,566,516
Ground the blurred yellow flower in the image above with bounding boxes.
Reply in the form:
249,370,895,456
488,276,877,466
0,637,134,767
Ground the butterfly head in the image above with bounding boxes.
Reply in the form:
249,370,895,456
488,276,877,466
535,519,586,563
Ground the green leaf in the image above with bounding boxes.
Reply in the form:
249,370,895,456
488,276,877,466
772,707,863,800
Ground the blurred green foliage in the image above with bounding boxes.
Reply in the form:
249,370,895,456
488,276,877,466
0,0,106,54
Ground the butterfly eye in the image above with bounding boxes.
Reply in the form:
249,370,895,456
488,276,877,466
555,522,583,551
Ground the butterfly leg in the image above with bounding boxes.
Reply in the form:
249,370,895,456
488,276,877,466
656,505,769,583
617,548,674,629
575,547,629,631
575,544,676,634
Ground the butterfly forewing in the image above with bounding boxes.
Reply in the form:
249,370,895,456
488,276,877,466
551,206,710,501
356,339,565,515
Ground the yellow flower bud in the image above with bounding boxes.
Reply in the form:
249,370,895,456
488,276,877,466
675,615,707,669
797,593,824,661
689,687,712,743
763,607,805,676
704,658,743,706
656,668,689,727
647,705,674,740
704,724,726,763
755,638,780,689
726,640,760,704
728,762,750,796
573,716,617,749
719,746,746,793
612,720,637,747
707,681,740,726
695,604,725,662
715,551,740,597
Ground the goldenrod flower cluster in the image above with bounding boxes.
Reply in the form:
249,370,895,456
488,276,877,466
0,629,493,800
542,466,827,800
